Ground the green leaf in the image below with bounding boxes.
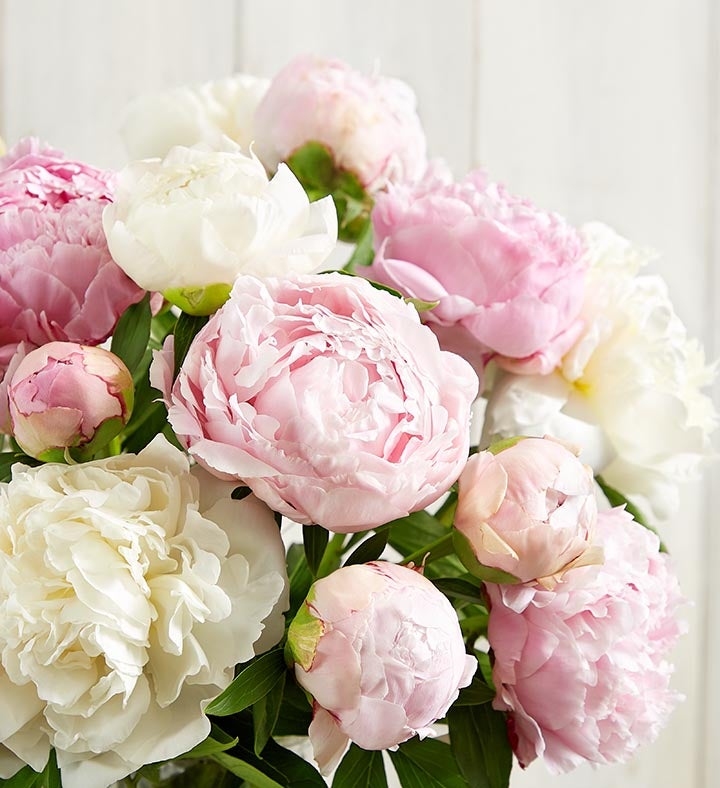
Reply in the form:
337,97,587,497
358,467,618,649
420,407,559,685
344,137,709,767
286,142,336,193
211,752,283,788
595,476,666,551
448,704,512,788
206,649,286,717
253,670,286,756
173,312,209,378
1,765,41,788
177,725,239,759
389,738,466,788
287,543,315,617
271,674,314,737
387,511,448,556
258,739,326,787
110,293,152,375
454,676,496,706
36,750,61,788
0,452,39,483
431,576,483,605
344,529,389,566
342,219,374,272
303,525,329,577
476,650,495,689
332,745,387,788
231,486,252,501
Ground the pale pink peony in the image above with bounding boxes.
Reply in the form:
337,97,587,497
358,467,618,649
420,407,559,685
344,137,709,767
0,139,145,383
286,561,477,772
486,507,685,773
254,55,427,192
366,170,587,378
151,273,478,532
8,342,134,461
455,437,601,586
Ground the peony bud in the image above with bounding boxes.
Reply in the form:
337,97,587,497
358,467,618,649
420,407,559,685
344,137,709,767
8,342,133,461
286,561,476,773
454,437,602,588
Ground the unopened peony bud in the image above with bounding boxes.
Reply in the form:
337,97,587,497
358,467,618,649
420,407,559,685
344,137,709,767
454,436,602,588
286,561,476,773
8,342,133,461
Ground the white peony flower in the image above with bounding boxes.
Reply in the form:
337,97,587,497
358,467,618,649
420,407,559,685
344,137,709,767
0,436,288,788
483,222,717,520
122,74,270,160
102,140,338,314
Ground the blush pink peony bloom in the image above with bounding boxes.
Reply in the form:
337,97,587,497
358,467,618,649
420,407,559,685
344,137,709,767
254,55,427,192
0,139,145,384
151,273,478,532
286,561,477,772
8,342,134,461
486,507,685,773
366,169,587,378
454,437,601,586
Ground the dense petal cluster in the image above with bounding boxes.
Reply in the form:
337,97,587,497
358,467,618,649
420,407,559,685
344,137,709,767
366,169,586,378
0,141,144,380
455,437,600,585
152,273,478,531
287,562,476,772
487,507,685,772
122,73,269,159
103,141,337,312
254,55,427,192
0,438,288,788
483,223,717,518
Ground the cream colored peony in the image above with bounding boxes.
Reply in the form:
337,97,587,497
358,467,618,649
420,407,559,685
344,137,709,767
122,74,269,160
102,140,337,314
483,222,717,520
0,437,288,788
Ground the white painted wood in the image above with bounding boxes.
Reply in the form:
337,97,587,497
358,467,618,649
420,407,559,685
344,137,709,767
472,2,712,786
237,0,477,176
0,0,236,168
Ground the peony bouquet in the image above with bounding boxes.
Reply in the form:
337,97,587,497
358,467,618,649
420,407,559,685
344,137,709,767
0,55,715,788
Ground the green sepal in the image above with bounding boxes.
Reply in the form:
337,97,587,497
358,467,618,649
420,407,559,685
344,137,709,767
164,282,232,316
452,530,520,584
486,436,527,455
285,599,324,672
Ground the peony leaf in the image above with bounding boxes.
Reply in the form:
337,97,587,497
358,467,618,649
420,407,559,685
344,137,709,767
389,738,466,788
173,312,209,379
454,677,496,706
342,219,374,272
110,293,152,375
0,451,39,483
344,529,390,566
2,765,42,788
212,752,284,788
303,525,329,577
253,670,287,756
206,648,286,717
177,725,238,760
37,750,61,788
448,704,512,788
332,745,388,788
431,576,483,604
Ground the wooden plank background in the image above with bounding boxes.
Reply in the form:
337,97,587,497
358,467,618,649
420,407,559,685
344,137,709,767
0,1,716,786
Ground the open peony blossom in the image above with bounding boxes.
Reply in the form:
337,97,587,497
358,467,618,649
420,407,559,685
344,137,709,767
8,342,134,461
102,140,338,314
151,273,478,532
122,73,269,160
0,436,288,788
366,169,587,379
482,223,718,519
487,507,685,772
286,561,476,772
254,55,427,193
455,437,601,586
0,139,145,381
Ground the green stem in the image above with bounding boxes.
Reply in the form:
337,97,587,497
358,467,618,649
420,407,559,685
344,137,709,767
316,532,347,578
402,532,455,566
435,492,458,527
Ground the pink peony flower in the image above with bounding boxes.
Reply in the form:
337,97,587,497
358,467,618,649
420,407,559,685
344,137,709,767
486,507,685,773
366,170,587,378
254,55,427,192
455,437,601,586
8,342,134,461
0,139,145,383
286,561,477,772
151,273,478,532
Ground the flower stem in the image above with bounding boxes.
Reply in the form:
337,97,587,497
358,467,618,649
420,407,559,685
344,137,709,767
316,532,347,578
401,531,455,566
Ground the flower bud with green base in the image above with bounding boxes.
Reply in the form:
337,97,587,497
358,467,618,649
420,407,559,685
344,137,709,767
8,342,134,461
